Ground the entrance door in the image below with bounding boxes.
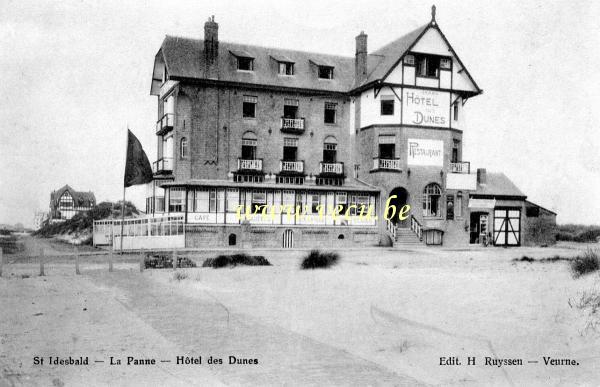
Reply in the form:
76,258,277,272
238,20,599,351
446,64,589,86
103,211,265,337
283,229,294,248
470,211,488,244
493,208,521,246
387,187,409,228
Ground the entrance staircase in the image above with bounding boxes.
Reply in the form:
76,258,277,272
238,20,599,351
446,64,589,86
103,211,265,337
386,216,423,248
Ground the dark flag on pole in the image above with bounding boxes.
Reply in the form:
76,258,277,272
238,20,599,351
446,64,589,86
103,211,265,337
124,129,153,188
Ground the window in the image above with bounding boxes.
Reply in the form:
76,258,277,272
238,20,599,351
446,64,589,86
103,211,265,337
226,189,239,212
440,58,452,70
318,66,334,79
456,191,463,218
422,183,442,217
243,95,257,118
415,54,440,78
336,192,347,214
283,137,298,161
169,188,185,212
283,99,299,119
194,190,209,212
310,193,321,214
180,137,188,158
59,193,73,208
380,95,395,116
234,173,264,183
452,139,460,163
316,177,344,186
446,195,454,220
241,134,257,160
350,195,369,216
278,62,294,75
324,102,337,124
378,135,395,159
404,55,415,65
251,191,266,213
237,57,254,71
526,206,540,217
323,142,337,163
276,176,304,185
453,103,459,121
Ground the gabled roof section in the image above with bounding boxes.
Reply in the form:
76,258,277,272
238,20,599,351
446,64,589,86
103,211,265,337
152,35,355,94
359,23,430,87
355,21,482,94
50,185,97,209
472,173,526,199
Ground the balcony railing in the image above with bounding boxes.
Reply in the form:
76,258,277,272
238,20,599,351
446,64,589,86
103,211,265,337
156,113,174,135
152,157,173,174
372,158,402,171
450,161,470,174
237,158,263,171
280,117,305,133
280,160,304,173
319,162,344,175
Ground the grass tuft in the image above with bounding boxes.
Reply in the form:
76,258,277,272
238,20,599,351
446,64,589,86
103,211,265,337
300,250,339,270
571,249,600,278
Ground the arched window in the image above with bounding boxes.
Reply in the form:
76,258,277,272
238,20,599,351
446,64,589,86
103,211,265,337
180,137,188,158
422,183,442,217
323,136,337,163
456,191,463,217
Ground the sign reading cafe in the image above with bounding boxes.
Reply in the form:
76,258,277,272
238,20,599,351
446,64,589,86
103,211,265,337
407,139,444,166
402,88,449,128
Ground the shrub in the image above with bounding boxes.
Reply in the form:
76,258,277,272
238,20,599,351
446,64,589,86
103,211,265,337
300,250,339,269
145,254,197,269
172,271,188,281
202,254,271,268
571,249,600,278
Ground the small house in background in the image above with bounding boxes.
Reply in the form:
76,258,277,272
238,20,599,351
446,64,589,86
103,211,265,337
49,185,96,222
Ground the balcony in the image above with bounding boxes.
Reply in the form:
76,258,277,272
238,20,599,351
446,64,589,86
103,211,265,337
280,117,305,134
237,158,263,172
450,161,470,174
372,158,402,171
156,113,174,135
280,160,304,174
319,162,344,175
153,157,173,174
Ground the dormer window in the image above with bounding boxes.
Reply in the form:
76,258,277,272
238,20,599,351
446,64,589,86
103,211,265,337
415,54,440,78
230,50,255,71
237,57,254,71
278,62,294,75
318,66,334,79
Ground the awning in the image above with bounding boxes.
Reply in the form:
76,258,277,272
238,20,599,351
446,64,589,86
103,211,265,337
229,49,254,58
468,198,496,209
270,54,294,63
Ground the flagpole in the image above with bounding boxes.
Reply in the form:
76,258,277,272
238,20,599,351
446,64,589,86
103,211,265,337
120,125,128,254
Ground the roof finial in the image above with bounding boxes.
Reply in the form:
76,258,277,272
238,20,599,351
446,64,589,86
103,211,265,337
431,4,436,23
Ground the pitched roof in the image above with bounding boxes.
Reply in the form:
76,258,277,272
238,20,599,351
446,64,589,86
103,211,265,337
359,23,430,87
157,36,355,93
472,173,526,198
50,185,97,208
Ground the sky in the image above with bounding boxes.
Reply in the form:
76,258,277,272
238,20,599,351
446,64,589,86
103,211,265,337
1,0,599,227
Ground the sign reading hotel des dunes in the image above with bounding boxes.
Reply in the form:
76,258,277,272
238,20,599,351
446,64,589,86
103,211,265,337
402,88,450,128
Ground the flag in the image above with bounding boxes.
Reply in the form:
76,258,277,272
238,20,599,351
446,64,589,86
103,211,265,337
124,129,153,188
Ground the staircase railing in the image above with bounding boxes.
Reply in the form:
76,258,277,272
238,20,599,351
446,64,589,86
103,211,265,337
386,218,397,240
410,215,423,240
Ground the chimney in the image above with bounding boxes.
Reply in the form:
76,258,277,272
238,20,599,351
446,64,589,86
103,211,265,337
204,16,219,78
355,31,368,85
477,168,487,185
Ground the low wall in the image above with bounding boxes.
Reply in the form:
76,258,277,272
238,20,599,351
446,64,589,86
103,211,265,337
185,224,380,249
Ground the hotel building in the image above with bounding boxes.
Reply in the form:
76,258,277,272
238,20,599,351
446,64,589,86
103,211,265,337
144,9,556,248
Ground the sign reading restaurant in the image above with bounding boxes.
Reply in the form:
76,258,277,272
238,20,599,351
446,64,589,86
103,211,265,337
402,88,449,128
407,138,444,166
